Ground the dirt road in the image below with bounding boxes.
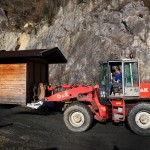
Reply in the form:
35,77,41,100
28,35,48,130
0,104,150,150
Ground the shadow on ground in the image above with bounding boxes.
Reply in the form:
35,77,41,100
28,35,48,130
0,104,19,109
0,123,13,128
16,104,63,116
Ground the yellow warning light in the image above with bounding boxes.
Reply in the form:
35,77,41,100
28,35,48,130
101,107,106,111
115,102,122,105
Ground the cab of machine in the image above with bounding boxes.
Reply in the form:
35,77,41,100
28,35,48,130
99,59,140,99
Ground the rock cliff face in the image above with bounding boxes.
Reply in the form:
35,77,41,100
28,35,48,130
0,0,150,84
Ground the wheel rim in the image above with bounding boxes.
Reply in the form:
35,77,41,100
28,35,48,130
135,111,150,129
69,111,85,127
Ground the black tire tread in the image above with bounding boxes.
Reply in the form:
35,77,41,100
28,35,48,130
63,102,93,132
128,102,150,136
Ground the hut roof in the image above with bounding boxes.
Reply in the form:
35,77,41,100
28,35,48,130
0,47,67,64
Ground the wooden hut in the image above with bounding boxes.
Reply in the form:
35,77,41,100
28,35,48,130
0,47,67,105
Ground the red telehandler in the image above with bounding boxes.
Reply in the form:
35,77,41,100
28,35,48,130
36,59,150,136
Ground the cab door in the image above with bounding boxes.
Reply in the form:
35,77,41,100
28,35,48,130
123,61,139,96
99,62,109,99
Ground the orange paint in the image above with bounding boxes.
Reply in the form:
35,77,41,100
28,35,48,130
140,83,150,98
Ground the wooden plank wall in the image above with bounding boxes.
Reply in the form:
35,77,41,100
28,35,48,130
0,64,26,105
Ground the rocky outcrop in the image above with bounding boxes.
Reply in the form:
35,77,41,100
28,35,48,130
0,0,150,84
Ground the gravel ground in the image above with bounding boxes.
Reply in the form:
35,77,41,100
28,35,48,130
0,104,150,150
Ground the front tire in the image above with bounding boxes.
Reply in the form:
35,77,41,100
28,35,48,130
64,102,93,132
128,102,150,136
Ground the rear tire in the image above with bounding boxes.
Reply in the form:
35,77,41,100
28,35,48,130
128,102,150,136
64,102,93,132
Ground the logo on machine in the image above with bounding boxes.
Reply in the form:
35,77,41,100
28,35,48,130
140,88,149,93
57,91,69,99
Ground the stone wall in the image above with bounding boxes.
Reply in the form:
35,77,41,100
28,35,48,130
0,0,150,84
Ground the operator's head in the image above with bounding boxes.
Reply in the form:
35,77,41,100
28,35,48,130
115,67,120,74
